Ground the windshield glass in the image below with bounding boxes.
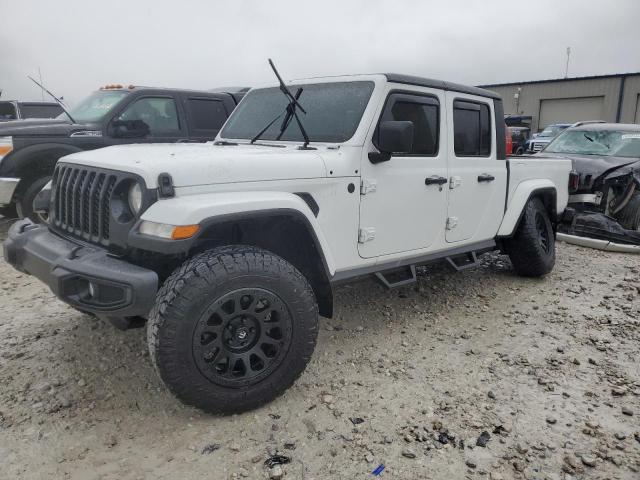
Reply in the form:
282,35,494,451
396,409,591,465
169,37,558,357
57,90,129,123
545,130,640,158
538,125,566,137
220,81,375,143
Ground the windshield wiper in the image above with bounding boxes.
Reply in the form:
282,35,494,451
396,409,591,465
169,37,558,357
250,87,305,145
267,59,314,150
250,112,284,144
584,133,609,149
27,75,76,123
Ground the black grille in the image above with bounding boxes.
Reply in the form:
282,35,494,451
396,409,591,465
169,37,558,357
52,164,118,245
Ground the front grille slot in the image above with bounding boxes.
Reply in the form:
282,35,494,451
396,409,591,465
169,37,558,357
52,165,119,245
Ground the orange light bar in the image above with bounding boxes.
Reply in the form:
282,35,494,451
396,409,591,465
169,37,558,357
171,224,200,240
0,146,12,156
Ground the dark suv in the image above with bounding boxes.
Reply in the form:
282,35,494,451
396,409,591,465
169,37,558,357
0,85,248,220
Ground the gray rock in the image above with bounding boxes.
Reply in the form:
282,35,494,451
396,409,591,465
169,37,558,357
581,455,597,467
401,448,416,459
269,465,284,479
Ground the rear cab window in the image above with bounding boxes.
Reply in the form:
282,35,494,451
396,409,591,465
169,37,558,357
185,97,228,136
453,100,492,156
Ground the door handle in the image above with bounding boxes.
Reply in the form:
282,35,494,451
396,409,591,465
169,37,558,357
477,174,495,182
425,176,448,186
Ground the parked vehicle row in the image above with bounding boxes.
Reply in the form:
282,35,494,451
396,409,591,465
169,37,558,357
0,84,248,220
3,65,572,414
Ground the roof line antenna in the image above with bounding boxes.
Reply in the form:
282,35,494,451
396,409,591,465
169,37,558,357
267,59,313,150
27,75,76,123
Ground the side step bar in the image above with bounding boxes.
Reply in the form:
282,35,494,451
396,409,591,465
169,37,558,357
373,250,483,290
446,251,480,271
374,265,417,289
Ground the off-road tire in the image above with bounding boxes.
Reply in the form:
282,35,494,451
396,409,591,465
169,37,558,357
16,175,51,223
505,197,555,277
615,192,640,231
147,245,318,414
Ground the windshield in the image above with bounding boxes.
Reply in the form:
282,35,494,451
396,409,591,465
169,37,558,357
545,130,640,158
220,81,375,143
538,125,566,138
57,90,129,123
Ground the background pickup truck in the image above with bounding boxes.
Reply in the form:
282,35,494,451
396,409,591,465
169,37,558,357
4,72,571,414
0,85,248,221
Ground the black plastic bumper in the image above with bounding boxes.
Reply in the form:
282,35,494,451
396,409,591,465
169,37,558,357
3,220,158,319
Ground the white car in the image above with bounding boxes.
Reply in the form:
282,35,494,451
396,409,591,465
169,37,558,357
4,71,571,414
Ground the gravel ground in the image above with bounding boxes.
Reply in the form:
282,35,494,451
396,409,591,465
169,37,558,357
0,217,639,480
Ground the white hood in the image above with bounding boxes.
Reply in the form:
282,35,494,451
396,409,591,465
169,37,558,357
60,143,328,188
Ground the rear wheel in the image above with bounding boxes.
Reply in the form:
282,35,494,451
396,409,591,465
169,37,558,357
615,192,640,231
16,175,51,223
147,245,318,414
505,197,555,277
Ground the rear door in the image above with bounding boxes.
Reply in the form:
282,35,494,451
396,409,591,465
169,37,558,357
445,93,507,243
358,89,448,258
183,95,232,141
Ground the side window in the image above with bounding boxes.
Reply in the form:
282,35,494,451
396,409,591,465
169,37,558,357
117,97,180,135
378,93,439,155
0,102,17,120
186,98,228,132
453,100,491,156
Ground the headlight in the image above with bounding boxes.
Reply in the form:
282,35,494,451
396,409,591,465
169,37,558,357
128,183,142,214
139,221,200,240
0,136,13,161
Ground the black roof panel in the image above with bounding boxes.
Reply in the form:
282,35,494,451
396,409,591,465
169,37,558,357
384,74,501,100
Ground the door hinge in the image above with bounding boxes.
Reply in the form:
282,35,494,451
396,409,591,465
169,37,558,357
360,178,377,195
449,176,462,189
358,227,376,243
446,217,458,230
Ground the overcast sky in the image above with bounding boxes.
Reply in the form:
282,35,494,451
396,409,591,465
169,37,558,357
1,0,639,105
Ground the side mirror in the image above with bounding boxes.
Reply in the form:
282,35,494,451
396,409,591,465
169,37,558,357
111,119,150,138
370,121,414,164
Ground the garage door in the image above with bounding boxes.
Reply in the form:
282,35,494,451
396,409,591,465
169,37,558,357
538,96,605,129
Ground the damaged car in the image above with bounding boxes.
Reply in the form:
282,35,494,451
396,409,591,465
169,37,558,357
538,123,640,248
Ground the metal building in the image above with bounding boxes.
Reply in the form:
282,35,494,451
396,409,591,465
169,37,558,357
479,72,640,132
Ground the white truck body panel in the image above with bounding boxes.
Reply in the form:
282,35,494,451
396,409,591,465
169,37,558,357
57,74,572,282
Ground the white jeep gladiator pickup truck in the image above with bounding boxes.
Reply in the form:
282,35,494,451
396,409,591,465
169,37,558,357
4,69,571,413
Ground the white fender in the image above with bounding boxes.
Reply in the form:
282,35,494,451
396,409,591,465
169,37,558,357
141,190,336,275
497,179,557,237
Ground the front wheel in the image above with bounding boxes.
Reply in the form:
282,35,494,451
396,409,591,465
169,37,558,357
147,246,318,414
504,197,555,277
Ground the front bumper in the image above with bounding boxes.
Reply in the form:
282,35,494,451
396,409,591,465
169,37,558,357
3,220,158,318
0,177,20,205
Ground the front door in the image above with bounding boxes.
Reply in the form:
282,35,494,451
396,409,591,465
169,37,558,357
358,89,448,258
108,95,188,144
445,93,507,243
